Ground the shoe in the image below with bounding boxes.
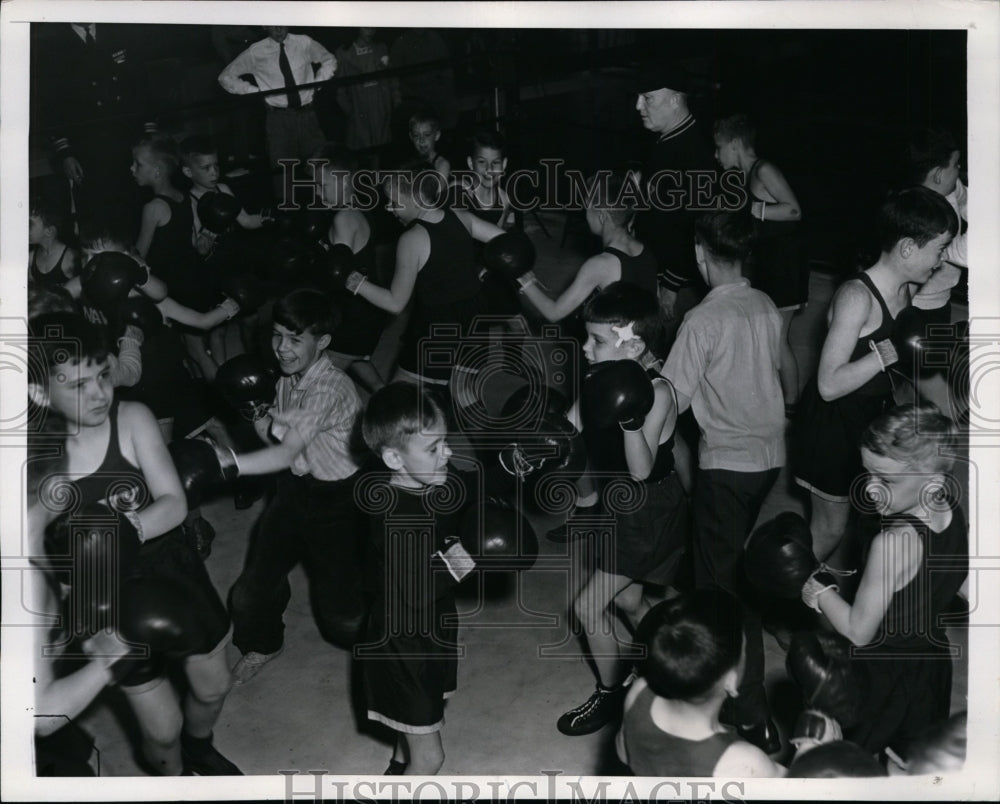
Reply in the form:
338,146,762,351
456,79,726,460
183,517,216,559
384,758,407,775
180,732,243,775
231,647,283,686
735,717,782,755
557,682,628,736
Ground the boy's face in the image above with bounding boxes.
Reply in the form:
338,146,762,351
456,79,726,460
582,322,642,365
936,150,961,197
271,323,330,378
902,230,953,284
409,122,440,158
861,448,942,518
468,146,506,187
184,153,220,191
713,134,739,170
386,418,452,488
28,215,47,245
130,147,158,187
39,358,114,427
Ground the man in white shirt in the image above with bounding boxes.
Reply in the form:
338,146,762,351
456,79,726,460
219,26,337,202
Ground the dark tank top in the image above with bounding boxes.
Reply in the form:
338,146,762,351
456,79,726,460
604,245,658,297
748,159,799,234
859,500,967,652
68,400,151,515
849,272,898,398
146,193,196,273
30,246,72,288
581,367,675,482
461,185,505,227
623,684,741,777
411,209,483,314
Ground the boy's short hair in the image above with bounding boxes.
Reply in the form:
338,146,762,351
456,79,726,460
28,285,80,321
362,382,445,455
582,281,668,359
860,402,957,472
409,108,440,132
904,128,959,186
694,210,756,263
713,114,756,149
635,589,743,701
178,135,218,168
310,142,358,174
28,312,110,384
470,127,505,156
30,196,68,239
786,741,888,778
878,186,959,253
272,288,341,339
586,171,641,226
134,136,180,175
78,221,133,254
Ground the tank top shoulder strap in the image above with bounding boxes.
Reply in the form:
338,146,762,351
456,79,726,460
854,271,894,323
105,398,124,466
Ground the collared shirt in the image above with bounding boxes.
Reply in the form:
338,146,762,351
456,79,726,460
70,23,96,44
218,33,337,108
913,179,967,310
268,353,361,481
662,279,785,472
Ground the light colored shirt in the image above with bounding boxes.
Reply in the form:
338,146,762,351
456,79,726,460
913,179,967,311
662,279,785,472
268,353,361,481
70,23,96,44
218,33,337,108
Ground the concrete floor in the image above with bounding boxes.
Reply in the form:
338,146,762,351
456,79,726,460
73,210,969,777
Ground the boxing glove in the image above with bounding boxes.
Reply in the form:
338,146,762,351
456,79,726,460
498,415,585,481
219,273,264,315
499,383,571,427
81,251,147,313
786,631,866,729
294,208,334,244
791,709,843,753
482,231,536,282
581,360,655,431
215,354,277,422
118,577,214,658
744,511,818,598
116,294,162,336
168,438,239,509
196,191,241,235
458,501,538,570
322,243,366,294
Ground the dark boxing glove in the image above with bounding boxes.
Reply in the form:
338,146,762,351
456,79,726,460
498,415,585,482
582,360,655,431
219,273,264,315
168,438,239,509
786,631,866,729
791,710,843,753
458,501,538,570
215,354,277,422
118,576,215,658
482,231,536,283
81,252,147,313
322,242,366,294
196,192,241,235
744,511,818,599
116,294,162,336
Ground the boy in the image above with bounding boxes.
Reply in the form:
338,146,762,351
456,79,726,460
224,289,366,684
617,590,784,777
802,403,967,763
903,128,966,325
358,382,477,774
28,312,239,775
408,110,450,186
556,283,688,736
660,210,785,753
28,196,80,289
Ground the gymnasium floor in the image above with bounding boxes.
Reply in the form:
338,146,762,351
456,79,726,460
72,211,970,777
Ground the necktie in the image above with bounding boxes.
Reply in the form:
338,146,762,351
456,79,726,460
84,26,95,46
278,42,301,108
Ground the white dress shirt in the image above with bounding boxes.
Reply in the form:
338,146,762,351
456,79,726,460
218,33,337,108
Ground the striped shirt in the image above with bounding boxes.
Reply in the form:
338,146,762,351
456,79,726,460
268,353,361,481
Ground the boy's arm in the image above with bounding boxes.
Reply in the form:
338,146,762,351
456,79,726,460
109,325,144,388
156,295,238,330
816,281,885,401
218,44,260,94
356,227,426,314
751,162,802,223
232,426,307,476
623,379,677,482
812,526,922,645
452,208,506,243
615,677,647,767
713,741,786,778
521,254,608,322
135,201,167,260
122,402,187,539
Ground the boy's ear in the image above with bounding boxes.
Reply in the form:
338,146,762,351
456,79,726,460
28,382,49,409
467,156,475,172
181,166,193,179
500,157,508,173
898,238,916,259
316,333,332,352
722,666,739,698
381,446,403,471
432,130,441,143
625,336,647,360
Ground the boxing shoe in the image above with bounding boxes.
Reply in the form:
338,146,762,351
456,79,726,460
557,680,630,736
180,731,243,776
231,647,283,686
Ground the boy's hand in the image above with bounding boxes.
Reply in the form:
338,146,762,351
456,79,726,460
801,568,839,612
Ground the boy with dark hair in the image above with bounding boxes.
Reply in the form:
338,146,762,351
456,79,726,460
29,196,81,288
220,288,367,684
660,210,785,754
